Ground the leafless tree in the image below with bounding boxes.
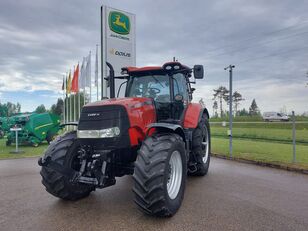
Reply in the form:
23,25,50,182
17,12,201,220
199,98,206,108
213,101,218,117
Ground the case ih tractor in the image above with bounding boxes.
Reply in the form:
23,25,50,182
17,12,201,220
38,62,211,217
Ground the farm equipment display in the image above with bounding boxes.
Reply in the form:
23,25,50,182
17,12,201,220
6,113,61,147
38,61,211,217
0,116,15,138
0,117,6,138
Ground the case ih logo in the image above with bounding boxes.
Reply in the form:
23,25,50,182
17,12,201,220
87,113,100,117
109,11,130,35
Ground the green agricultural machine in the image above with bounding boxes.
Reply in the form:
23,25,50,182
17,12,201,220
6,113,61,147
0,117,6,138
0,116,13,138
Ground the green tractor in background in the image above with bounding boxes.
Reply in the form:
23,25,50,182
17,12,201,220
6,113,61,147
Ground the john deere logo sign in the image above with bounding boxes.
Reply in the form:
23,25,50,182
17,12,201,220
109,11,130,35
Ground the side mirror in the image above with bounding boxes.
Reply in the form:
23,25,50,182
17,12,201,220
193,65,204,79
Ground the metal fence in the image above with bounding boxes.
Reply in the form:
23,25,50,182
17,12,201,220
210,113,308,165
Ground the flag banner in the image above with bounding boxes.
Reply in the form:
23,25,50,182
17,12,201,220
65,76,68,94
67,70,72,94
61,77,64,91
85,52,91,88
95,45,99,87
79,57,86,89
71,64,79,93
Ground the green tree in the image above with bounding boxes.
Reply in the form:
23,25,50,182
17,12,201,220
16,103,21,113
50,98,64,116
7,102,16,116
35,104,46,114
233,91,244,116
238,108,249,116
0,101,21,117
224,91,244,116
0,103,7,117
213,86,229,117
249,99,260,116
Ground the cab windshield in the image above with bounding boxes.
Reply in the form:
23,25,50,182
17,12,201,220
126,75,171,102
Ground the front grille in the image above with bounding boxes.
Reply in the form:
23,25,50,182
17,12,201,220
78,105,129,131
77,105,131,149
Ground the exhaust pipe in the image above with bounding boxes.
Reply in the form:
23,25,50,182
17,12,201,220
106,62,115,98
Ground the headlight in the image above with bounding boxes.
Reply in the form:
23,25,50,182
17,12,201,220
77,127,120,138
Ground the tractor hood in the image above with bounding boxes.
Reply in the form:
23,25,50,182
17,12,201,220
85,97,153,109
81,97,156,134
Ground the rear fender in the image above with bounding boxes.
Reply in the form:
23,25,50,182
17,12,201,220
200,108,210,121
183,103,210,129
183,103,202,129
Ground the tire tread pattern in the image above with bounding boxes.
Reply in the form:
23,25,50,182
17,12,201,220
190,114,211,176
40,131,93,200
132,133,185,217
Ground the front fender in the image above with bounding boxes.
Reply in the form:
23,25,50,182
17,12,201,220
147,123,185,143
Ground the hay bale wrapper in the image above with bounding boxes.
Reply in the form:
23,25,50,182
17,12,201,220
6,113,61,147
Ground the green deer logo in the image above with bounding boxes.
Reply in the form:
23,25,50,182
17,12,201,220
114,15,128,31
109,11,131,35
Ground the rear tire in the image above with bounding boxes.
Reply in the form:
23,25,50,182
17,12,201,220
189,114,211,176
40,131,94,200
133,133,187,217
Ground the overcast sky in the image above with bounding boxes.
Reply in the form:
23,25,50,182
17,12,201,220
0,0,307,114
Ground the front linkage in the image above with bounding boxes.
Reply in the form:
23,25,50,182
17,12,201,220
39,142,116,189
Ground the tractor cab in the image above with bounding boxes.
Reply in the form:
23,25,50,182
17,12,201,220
122,62,204,123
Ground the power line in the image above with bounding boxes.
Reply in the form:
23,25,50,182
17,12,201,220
206,30,308,59
238,45,308,64
205,19,308,54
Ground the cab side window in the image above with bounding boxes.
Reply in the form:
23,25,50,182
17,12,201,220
173,73,188,120
173,73,188,101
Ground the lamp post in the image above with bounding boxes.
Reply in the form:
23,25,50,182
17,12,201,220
224,65,235,159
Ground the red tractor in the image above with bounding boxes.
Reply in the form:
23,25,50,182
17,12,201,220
38,61,211,217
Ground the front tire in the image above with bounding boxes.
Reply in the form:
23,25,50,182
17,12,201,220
133,133,187,217
40,131,94,200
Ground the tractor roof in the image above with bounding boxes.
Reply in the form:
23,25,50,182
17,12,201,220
122,62,191,75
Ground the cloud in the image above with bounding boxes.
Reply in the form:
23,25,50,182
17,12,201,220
0,0,307,113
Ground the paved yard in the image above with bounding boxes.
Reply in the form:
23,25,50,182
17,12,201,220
0,157,307,231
